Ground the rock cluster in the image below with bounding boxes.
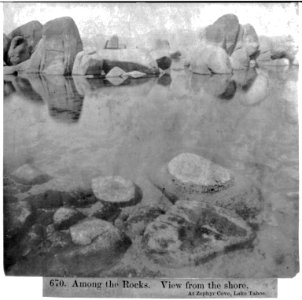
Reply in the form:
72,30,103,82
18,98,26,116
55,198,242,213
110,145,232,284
191,14,260,74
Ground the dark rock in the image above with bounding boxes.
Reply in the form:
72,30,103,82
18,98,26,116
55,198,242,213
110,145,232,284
103,60,159,75
91,176,142,207
203,14,240,55
3,34,11,64
27,17,83,75
78,201,121,222
7,36,31,65
20,224,46,257
47,227,72,250
24,190,74,209
157,74,172,86
105,35,119,49
72,50,103,75
143,200,255,267
11,163,50,185
35,208,57,226
53,207,85,230
7,20,42,56
156,56,172,70
190,45,232,74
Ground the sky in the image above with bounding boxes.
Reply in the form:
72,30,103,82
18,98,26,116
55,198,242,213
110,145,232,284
3,2,300,44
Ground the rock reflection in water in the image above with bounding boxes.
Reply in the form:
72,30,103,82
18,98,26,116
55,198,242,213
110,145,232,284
30,75,84,123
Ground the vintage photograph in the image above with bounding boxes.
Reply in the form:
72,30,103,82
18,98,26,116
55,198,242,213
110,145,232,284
2,2,299,279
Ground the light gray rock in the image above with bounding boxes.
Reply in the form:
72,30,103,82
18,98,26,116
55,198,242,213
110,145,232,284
11,164,50,185
143,200,255,267
190,45,232,74
53,207,85,230
167,153,234,193
91,176,140,206
70,217,122,246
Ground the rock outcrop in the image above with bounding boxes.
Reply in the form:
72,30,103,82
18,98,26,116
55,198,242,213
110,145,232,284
4,17,83,75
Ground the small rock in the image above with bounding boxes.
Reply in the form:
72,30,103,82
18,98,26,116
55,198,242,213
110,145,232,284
11,164,50,185
53,207,85,230
106,66,127,78
156,56,172,70
126,71,146,78
167,153,234,193
105,35,119,49
70,217,123,246
91,176,141,206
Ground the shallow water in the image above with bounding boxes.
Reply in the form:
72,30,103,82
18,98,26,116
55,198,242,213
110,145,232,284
3,65,299,277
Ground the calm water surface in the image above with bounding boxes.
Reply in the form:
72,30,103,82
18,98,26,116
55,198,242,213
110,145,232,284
3,65,299,277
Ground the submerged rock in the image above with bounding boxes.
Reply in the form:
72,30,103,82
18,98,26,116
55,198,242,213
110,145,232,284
92,176,141,206
70,217,124,246
53,207,85,230
143,200,255,267
115,205,166,238
4,201,33,238
11,163,50,185
151,153,263,220
167,153,234,193
78,201,121,222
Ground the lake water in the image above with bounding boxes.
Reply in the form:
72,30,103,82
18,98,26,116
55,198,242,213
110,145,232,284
3,65,299,277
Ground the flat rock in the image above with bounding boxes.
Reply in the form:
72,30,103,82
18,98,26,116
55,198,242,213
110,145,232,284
11,164,50,185
53,207,85,230
143,200,255,267
151,153,263,221
70,217,122,246
91,176,141,206
167,153,234,193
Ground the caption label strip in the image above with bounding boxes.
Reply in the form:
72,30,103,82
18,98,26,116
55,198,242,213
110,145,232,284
43,278,277,298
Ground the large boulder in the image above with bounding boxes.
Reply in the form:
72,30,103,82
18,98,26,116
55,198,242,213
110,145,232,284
7,20,42,57
7,36,31,65
72,50,103,75
190,45,232,75
143,200,255,267
28,17,83,75
241,24,259,57
202,14,240,55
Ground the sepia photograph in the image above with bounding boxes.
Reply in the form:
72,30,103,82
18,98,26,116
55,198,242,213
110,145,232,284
2,0,299,284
